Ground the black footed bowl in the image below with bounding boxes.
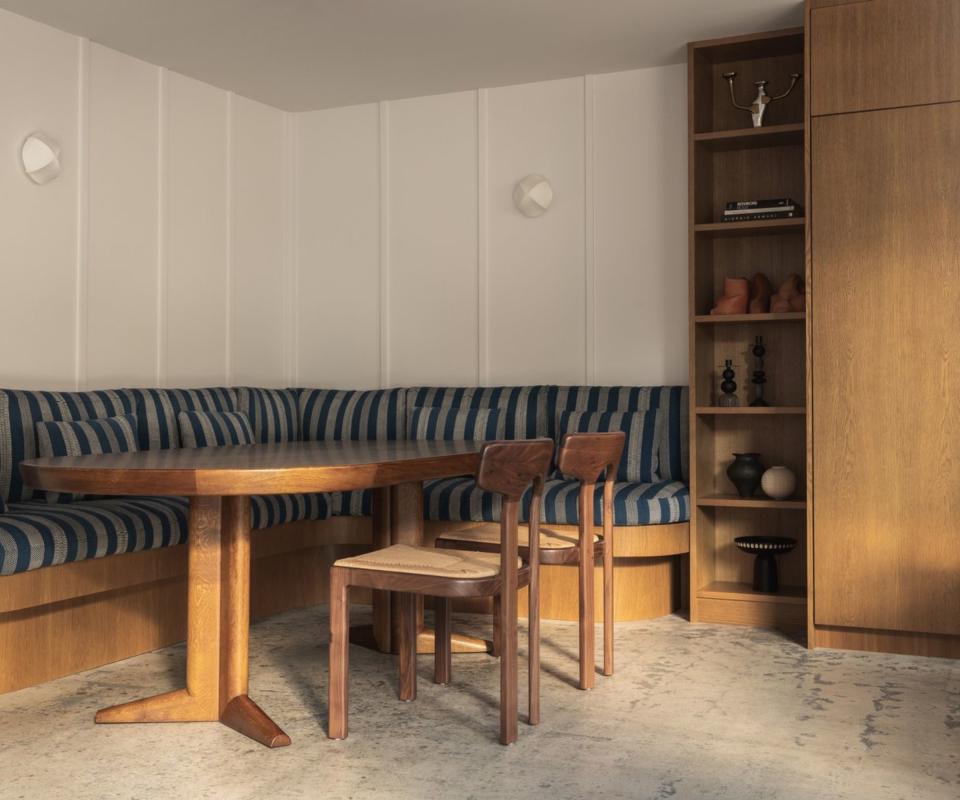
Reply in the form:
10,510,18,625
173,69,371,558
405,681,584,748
735,536,797,593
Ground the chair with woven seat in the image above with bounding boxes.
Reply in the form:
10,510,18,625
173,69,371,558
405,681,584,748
436,431,625,690
327,438,553,745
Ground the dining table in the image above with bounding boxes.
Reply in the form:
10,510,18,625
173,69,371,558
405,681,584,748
20,438,484,748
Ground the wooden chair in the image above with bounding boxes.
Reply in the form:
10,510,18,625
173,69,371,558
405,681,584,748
436,431,624,690
327,438,553,745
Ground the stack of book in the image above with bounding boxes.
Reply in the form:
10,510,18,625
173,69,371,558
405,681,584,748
721,197,803,222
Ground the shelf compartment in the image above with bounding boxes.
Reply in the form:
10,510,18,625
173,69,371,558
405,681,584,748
698,581,806,605
693,123,804,151
695,218,805,237
697,494,806,510
694,312,804,324
696,406,805,416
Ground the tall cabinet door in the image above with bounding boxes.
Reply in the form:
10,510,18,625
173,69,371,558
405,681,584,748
812,102,960,635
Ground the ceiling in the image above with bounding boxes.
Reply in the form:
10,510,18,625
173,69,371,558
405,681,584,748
0,0,804,111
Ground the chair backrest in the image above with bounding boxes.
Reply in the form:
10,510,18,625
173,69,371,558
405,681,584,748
557,431,626,536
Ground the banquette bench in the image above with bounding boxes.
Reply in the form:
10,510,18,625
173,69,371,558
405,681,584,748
0,384,689,693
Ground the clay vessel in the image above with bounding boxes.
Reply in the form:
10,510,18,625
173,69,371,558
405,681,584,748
711,277,750,315
749,272,772,313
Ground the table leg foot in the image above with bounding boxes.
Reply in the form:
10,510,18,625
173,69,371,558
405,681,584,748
95,688,214,724
221,694,291,748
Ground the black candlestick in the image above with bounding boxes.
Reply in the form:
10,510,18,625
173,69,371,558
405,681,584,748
719,359,739,407
750,336,769,407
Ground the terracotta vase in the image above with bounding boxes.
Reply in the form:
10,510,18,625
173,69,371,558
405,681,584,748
770,273,806,313
748,272,772,313
711,277,750,315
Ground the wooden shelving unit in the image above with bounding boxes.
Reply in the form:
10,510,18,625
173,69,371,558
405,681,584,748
687,27,808,637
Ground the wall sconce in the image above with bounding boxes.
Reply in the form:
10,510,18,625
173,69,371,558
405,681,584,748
21,133,61,184
513,174,553,217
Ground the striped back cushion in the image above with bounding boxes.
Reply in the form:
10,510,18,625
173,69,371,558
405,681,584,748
178,411,254,448
409,406,501,441
405,387,548,440
299,388,406,442
35,414,140,503
0,389,136,504
239,388,300,443
124,387,239,450
548,386,688,482
556,409,662,483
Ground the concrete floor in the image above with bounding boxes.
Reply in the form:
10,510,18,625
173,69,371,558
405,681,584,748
0,606,956,800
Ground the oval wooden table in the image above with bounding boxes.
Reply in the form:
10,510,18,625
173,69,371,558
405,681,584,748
21,439,482,748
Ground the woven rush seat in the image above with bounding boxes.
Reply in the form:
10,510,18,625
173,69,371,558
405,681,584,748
334,543,519,579
436,524,598,551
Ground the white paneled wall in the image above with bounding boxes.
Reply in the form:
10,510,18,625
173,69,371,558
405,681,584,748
294,68,688,389
0,9,289,391
2,8,687,392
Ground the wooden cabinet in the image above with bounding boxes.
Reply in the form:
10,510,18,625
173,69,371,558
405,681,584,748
810,103,960,636
810,0,960,116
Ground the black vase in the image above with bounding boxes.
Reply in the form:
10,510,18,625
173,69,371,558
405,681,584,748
727,453,765,498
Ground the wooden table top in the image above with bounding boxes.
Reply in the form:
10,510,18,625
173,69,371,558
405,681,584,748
20,439,484,496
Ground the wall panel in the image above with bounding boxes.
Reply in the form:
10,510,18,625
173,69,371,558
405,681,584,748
0,9,79,388
163,72,229,387
387,91,479,386
296,104,381,389
85,45,159,387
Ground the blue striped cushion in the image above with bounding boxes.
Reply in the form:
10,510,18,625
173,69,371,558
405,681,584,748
1,389,137,504
0,496,189,575
405,386,548,439
536,478,690,526
250,493,330,529
556,409,662,483
178,410,254,448
328,490,373,517
125,388,239,450
299,388,406,442
548,386,688,482
35,414,140,504
409,406,501,440
239,388,300,443
423,476,504,522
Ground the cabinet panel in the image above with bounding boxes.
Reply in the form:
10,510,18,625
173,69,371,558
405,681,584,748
811,0,960,116
811,104,960,634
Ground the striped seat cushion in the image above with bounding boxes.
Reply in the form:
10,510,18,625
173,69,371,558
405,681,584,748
548,386,688,482
408,406,501,440
299,388,406,442
556,409,662,483
1,389,138,504
0,496,189,575
35,414,140,504
250,493,330,530
405,386,548,439
239,387,300,443
422,476,689,526
178,410,254,448
125,387,239,450
328,489,373,517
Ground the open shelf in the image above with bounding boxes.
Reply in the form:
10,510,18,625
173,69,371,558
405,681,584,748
694,312,805,324
698,581,806,605
693,123,804,151
698,494,806,510
694,218,805,237
696,406,805,416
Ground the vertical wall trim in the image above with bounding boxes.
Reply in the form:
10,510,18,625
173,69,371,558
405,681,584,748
224,92,234,385
477,88,490,387
74,36,90,391
378,101,391,389
286,112,301,387
584,74,597,386
155,67,168,386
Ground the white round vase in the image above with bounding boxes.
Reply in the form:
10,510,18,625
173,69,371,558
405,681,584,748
760,466,796,500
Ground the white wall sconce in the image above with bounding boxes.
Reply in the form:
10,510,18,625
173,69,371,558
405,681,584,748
513,174,553,217
21,133,62,184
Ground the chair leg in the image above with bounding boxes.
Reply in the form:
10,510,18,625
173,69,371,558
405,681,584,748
528,562,541,726
579,553,596,690
499,590,518,745
491,595,502,657
398,592,417,702
602,539,614,677
434,597,452,685
328,567,350,740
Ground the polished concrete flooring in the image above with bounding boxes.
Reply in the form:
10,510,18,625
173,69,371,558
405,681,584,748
0,606,956,800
